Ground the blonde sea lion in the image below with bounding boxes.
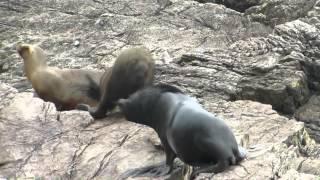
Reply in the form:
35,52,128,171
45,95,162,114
17,43,103,111
76,47,155,119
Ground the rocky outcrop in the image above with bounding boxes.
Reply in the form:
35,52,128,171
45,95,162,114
157,19,320,118
0,83,319,179
295,95,320,142
1,0,320,179
246,0,316,26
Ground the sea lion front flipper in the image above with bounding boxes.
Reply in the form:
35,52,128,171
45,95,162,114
76,103,107,119
88,107,108,119
75,103,91,111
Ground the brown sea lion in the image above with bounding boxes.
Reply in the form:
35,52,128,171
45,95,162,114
76,47,155,119
17,43,103,111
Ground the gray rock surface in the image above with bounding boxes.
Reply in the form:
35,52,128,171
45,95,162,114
0,84,319,179
1,0,320,179
295,95,320,142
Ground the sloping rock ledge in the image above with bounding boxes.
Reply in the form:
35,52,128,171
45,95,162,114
1,83,319,179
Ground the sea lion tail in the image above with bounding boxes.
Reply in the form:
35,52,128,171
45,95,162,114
85,74,101,101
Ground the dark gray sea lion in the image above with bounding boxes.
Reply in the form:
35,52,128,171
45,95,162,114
117,83,246,179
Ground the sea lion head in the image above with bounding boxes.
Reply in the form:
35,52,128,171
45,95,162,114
117,87,160,125
117,84,183,125
17,43,47,66
117,96,146,124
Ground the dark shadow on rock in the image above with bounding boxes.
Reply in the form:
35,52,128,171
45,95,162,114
194,0,261,13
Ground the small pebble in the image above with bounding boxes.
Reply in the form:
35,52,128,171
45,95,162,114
74,40,80,47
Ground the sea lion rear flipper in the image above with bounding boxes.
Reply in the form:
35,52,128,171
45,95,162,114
236,146,247,162
190,160,229,179
119,161,170,179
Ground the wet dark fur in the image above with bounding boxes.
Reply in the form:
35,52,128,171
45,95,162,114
118,83,246,179
85,74,101,101
77,47,155,119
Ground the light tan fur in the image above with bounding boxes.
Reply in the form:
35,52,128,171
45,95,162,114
17,43,103,111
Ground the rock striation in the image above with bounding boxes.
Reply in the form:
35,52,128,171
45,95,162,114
1,0,320,179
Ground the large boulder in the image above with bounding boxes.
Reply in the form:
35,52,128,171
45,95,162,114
295,95,320,142
1,0,320,178
0,83,319,179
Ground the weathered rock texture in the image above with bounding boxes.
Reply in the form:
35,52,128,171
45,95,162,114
295,95,320,142
0,83,319,179
1,0,320,179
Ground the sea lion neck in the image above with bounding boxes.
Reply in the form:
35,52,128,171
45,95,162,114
23,58,48,80
148,93,175,132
